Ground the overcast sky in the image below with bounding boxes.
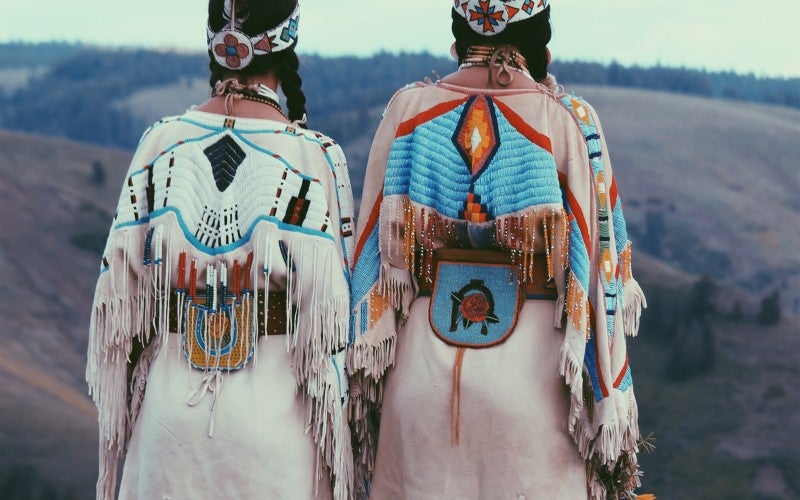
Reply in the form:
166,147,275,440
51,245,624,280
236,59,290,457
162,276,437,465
2,0,798,78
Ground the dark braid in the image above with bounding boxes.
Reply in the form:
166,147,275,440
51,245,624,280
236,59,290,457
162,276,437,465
277,50,307,124
206,0,308,125
451,6,552,81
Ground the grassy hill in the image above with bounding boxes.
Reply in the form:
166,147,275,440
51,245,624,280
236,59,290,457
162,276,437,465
575,85,800,310
0,84,798,498
0,130,130,499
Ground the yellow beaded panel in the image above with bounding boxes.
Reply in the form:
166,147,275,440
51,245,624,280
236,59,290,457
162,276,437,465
183,301,255,371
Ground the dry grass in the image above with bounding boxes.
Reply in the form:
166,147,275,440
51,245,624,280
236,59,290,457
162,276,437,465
0,130,128,497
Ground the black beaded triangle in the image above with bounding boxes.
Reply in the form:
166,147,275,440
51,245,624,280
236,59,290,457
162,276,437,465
204,135,246,192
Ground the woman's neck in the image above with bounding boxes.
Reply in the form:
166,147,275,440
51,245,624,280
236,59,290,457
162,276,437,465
195,71,289,122
222,72,280,92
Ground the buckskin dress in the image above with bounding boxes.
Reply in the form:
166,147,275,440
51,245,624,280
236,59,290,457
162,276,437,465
348,80,646,499
86,110,355,500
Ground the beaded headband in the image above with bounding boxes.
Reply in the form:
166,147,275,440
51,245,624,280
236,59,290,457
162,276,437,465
207,0,300,70
453,0,548,35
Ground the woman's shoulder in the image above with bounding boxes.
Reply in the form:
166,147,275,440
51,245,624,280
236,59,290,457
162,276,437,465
133,110,231,151
136,114,186,144
379,80,530,136
290,125,341,147
292,127,348,165
381,80,450,118
130,111,343,172
387,81,431,102
138,110,335,146
550,90,606,138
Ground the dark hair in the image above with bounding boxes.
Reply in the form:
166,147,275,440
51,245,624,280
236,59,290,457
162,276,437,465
451,6,552,81
207,0,307,124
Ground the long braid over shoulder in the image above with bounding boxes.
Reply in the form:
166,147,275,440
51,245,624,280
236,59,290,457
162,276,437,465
277,50,307,124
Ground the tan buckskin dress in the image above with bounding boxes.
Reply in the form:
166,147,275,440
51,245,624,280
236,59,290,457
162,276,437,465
348,79,645,499
87,110,355,500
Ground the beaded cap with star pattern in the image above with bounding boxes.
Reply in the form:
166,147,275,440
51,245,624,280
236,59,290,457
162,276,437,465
207,0,300,70
453,0,548,35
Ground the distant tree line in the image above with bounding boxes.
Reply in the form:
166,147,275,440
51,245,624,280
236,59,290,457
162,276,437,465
0,43,798,150
0,47,208,147
0,41,85,68
551,60,800,108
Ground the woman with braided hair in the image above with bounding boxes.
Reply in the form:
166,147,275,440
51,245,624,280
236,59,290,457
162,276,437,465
86,1,355,498
349,1,649,499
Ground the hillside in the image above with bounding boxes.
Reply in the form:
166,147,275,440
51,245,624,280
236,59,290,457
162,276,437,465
574,85,800,313
0,130,130,499
0,86,798,498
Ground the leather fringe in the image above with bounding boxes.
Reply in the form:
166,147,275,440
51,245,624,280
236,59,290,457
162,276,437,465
88,220,354,499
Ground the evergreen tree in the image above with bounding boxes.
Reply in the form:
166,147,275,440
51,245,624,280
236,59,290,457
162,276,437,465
757,291,781,325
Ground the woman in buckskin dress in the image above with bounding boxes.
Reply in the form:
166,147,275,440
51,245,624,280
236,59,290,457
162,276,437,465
348,1,648,499
86,1,355,498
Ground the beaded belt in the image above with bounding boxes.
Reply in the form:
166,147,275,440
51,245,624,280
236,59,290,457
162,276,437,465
168,290,289,337
417,248,557,300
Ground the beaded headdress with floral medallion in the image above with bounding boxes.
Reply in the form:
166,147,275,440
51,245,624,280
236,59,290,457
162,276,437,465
207,0,300,70
453,0,548,35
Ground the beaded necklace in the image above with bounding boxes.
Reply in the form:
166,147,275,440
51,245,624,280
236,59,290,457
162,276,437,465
214,78,289,120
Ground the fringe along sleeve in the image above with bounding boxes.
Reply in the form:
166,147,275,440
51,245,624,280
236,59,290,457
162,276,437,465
86,122,357,500
347,86,417,493
293,138,356,500
86,134,161,500
558,95,647,498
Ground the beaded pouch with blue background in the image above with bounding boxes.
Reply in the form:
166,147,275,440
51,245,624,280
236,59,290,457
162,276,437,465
429,258,523,348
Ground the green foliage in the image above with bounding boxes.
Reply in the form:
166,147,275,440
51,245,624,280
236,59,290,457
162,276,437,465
629,279,800,497
0,46,207,148
660,277,717,381
764,383,786,400
757,290,782,325
90,160,106,186
728,300,745,322
688,275,717,319
667,315,715,380
639,210,665,257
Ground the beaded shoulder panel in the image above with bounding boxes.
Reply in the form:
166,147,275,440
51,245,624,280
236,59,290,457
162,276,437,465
385,94,562,230
112,132,333,257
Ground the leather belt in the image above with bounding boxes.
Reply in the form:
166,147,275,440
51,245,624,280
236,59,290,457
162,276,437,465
417,248,557,300
168,291,289,336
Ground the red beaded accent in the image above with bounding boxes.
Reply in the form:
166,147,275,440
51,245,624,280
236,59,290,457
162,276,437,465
177,252,187,291
243,252,254,291
460,293,490,323
188,260,198,301
232,260,241,297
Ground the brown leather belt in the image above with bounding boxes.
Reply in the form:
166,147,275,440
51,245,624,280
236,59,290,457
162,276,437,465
168,291,289,336
417,248,557,300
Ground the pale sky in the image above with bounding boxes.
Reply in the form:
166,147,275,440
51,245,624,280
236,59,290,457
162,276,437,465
1,0,798,78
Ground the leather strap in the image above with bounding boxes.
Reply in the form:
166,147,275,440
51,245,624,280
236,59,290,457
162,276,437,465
168,291,289,336
418,248,557,299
